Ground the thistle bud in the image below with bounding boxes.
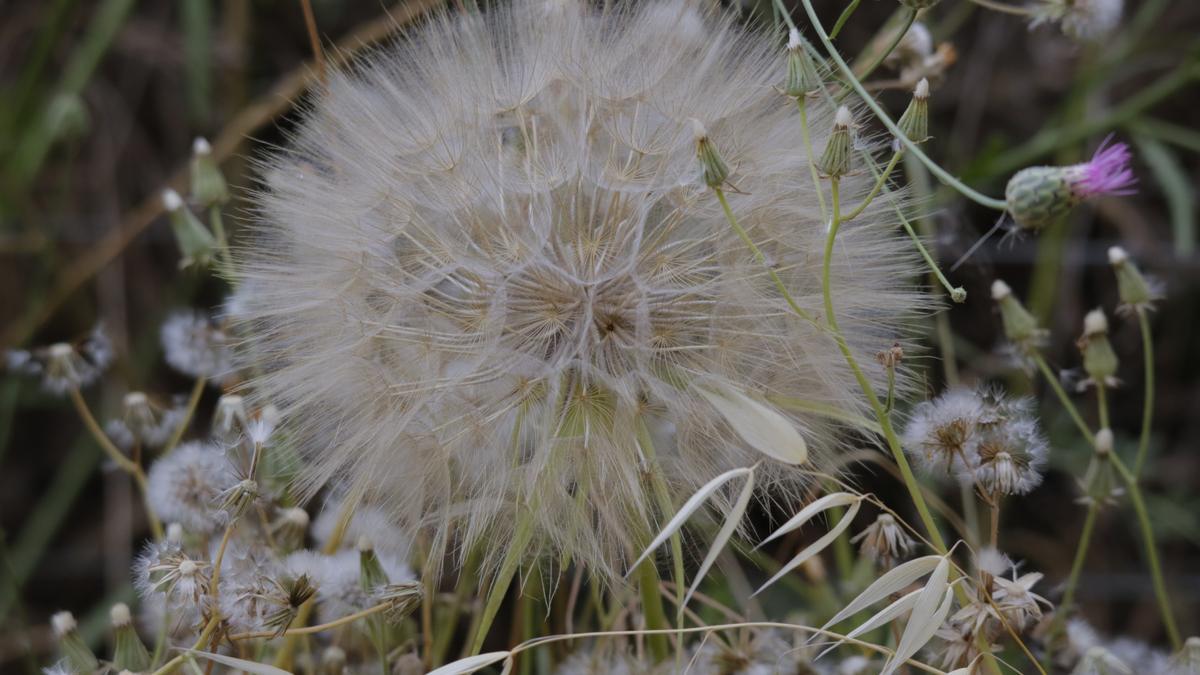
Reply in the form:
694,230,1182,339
784,29,822,97
190,137,229,207
1107,246,1160,314
51,611,99,673
162,188,216,268
817,107,854,178
895,78,930,145
1005,137,1135,231
691,119,729,188
1078,308,1118,386
991,280,1045,348
109,603,151,672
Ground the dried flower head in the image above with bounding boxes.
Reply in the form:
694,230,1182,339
5,325,113,394
1073,646,1133,675
235,0,929,578
108,391,187,448
161,310,233,380
902,387,992,475
850,512,914,567
1031,0,1123,42
963,417,1048,496
1005,136,1135,231
146,441,235,533
133,540,212,608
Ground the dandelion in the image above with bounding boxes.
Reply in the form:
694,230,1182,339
1030,0,1123,42
312,499,413,560
902,387,992,475
160,310,233,380
851,512,914,567
963,417,1049,496
1005,136,1134,231
285,548,412,622
108,391,187,448
133,539,211,608
234,0,930,579
146,440,234,533
5,325,113,394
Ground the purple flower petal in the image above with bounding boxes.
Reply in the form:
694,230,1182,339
1080,135,1137,197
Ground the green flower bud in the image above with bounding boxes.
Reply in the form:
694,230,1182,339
52,611,99,673
358,536,391,592
1004,166,1078,231
163,189,216,268
784,29,822,97
1078,309,1118,384
190,137,230,207
896,78,930,144
691,119,729,188
110,603,151,672
817,106,854,178
1078,429,1122,507
1107,246,1160,312
991,280,1044,347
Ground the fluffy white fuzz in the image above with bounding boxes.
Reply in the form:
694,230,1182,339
146,441,234,533
236,0,930,578
160,310,233,380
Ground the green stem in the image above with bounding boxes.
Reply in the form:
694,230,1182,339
823,179,947,554
469,513,533,656
843,151,902,222
793,0,1009,212
714,189,818,325
877,155,965,301
1031,353,1094,443
1060,501,1099,617
829,0,862,39
636,558,671,661
852,9,917,83
797,99,828,224
209,206,235,282
1110,454,1182,649
1096,382,1110,431
162,376,206,455
635,418,686,635
1134,309,1155,475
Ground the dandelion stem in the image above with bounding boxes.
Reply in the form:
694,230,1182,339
843,150,902,222
1134,308,1155,474
636,556,671,661
794,0,1009,212
829,0,862,39
1110,453,1182,649
67,388,164,540
714,188,818,326
1096,382,1110,431
229,602,391,640
469,512,533,656
852,9,917,84
162,376,206,455
148,615,221,675
796,99,828,224
636,418,687,651
1031,352,1094,444
1059,500,1099,618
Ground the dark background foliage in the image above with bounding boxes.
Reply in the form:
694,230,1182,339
1,0,1197,669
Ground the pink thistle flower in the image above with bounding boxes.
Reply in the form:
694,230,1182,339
1005,135,1136,230
1077,136,1136,197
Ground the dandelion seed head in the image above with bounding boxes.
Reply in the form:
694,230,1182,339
1031,0,1123,42
50,611,76,637
160,310,233,380
146,441,234,533
236,0,930,578
42,661,76,675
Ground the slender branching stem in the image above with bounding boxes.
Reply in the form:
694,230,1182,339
714,188,819,326
1110,453,1182,649
148,615,221,675
68,387,165,539
796,99,828,224
843,150,902,222
1134,308,1155,475
829,0,862,39
852,9,917,83
163,376,206,455
1031,353,1094,443
793,0,1009,211
230,602,391,641
1096,382,1110,431
1059,500,1100,617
